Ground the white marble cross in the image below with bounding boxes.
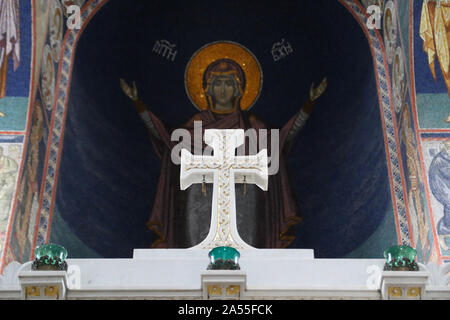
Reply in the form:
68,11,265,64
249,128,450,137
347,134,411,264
180,129,268,250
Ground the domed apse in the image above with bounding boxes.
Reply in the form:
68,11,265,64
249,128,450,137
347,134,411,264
49,0,398,258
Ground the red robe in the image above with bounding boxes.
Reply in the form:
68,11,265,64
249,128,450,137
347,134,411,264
135,100,312,248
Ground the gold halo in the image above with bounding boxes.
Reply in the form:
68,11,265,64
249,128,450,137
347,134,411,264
185,41,263,111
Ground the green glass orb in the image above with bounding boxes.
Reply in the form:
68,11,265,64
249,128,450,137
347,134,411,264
384,245,416,264
35,244,68,262
209,246,240,264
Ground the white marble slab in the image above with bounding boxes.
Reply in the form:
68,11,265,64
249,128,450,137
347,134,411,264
17,249,384,291
132,249,315,260
2,255,448,300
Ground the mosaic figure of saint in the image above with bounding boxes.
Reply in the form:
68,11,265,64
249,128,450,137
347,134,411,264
393,49,405,113
41,46,55,111
429,141,450,251
0,146,18,233
15,101,44,255
384,1,397,65
49,0,63,62
420,0,450,97
121,42,327,248
0,0,20,98
401,105,428,247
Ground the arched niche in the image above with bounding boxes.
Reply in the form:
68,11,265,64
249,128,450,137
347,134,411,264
32,0,409,259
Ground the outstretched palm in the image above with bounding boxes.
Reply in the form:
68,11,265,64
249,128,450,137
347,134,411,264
120,79,138,101
310,77,328,101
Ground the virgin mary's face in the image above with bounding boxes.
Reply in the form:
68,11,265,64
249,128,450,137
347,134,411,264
211,76,236,108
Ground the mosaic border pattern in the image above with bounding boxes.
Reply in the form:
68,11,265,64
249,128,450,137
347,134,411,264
336,0,412,245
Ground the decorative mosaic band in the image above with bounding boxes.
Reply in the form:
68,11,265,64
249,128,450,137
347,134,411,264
35,0,109,247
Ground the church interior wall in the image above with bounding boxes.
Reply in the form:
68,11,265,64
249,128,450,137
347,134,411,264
0,0,448,274
48,0,400,260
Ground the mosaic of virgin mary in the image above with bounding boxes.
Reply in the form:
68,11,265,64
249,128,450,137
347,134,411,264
120,41,327,249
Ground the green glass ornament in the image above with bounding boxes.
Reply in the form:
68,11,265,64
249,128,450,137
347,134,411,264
383,245,418,271
32,244,68,271
208,246,240,270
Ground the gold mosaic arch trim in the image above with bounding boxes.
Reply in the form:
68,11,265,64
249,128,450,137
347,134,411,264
185,41,263,111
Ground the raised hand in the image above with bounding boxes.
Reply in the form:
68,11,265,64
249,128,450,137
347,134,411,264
120,78,139,101
310,77,328,102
